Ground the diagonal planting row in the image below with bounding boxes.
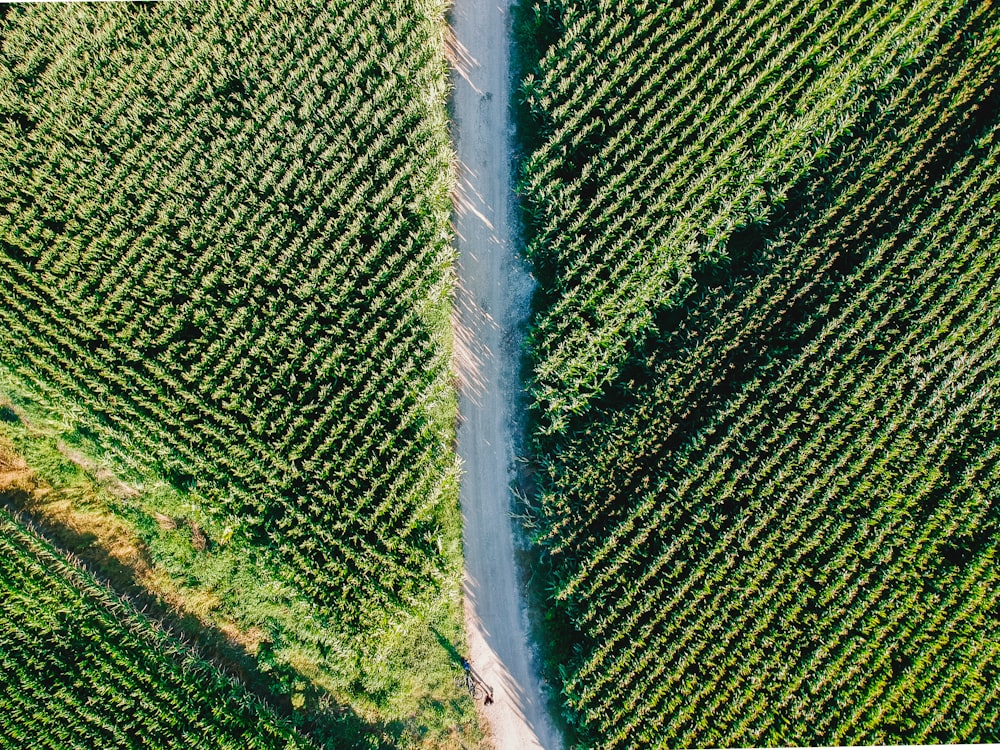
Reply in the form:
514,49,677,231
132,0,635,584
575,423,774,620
0,509,314,750
0,0,455,628
520,0,1000,745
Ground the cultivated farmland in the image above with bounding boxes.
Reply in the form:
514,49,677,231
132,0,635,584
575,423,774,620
0,0,474,742
519,0,1000,746
0,508,315,749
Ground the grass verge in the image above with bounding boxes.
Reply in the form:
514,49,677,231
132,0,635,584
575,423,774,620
0,385,481,749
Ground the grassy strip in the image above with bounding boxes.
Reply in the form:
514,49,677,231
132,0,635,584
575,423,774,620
0,391,481,748
0,0,478,744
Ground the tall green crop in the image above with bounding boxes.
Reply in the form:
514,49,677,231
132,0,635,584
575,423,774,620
518,0,1000,745
0,509,315,749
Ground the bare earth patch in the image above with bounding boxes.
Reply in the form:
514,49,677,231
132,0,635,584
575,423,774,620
449,0,563,747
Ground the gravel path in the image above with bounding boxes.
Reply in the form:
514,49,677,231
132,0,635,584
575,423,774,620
449,1,562,747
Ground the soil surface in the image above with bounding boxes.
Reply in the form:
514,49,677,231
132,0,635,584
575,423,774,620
449,0,563,747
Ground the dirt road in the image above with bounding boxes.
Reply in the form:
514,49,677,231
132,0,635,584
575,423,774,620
448,1,562,748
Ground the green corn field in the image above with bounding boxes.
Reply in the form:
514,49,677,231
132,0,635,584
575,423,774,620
0,508,316,749
519,0,1000,746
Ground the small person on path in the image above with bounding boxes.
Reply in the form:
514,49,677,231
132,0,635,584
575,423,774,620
484,689,494,706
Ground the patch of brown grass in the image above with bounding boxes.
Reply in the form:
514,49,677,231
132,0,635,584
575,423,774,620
2,434,154,588
0,439,30,480
0,434,265,656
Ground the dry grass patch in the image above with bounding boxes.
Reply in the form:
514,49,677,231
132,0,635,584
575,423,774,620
0,428,265,656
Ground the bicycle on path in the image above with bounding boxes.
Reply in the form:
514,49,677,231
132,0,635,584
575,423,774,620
456,658,494,704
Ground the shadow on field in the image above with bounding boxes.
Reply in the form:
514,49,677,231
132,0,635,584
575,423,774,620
430,624,467,669
0,466,393,749
508,1,1000,745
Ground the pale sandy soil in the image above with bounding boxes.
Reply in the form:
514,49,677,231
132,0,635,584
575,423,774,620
448,0,563,747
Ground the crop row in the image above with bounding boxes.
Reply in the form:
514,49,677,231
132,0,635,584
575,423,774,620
0,510,314,749
520,0,1000,745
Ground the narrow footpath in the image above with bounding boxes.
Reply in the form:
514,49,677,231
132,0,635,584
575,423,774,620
448,0,563,747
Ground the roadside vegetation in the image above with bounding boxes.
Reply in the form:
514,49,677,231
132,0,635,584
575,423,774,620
517,0,1000,746
0,506,316,750
0,0,478,746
